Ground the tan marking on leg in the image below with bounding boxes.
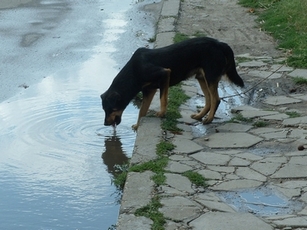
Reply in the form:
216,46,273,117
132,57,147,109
132,89,157,130
191,69,211,120
157,68,171,117
202,82,220,124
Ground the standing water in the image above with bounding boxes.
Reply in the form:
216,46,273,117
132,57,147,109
0,0,160,229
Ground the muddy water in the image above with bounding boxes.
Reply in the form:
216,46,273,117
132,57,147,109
0,0,159,229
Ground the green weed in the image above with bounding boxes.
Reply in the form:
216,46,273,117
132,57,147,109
183,171,208,187
239,0,307,68
293,77,307,85
135,197,166,230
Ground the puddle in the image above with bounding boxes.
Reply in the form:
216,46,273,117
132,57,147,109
190,81,245,137
219,187,304,216
0,0,161,229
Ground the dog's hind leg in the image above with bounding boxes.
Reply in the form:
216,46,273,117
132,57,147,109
156,68,171,118
202,81,220,124
132,88,157,130
191,69,211,120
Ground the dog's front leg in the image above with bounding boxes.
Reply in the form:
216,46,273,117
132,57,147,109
132,89,157,130
156,68,171,117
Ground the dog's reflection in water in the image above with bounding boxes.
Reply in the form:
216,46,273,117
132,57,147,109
101,135,129,175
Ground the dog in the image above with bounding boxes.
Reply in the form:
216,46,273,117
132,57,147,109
100,37,244,130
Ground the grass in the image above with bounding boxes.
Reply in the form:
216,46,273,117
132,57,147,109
293,77,307,85
239,0,307,68
285,111,301,118
253,120,268,127
182,171,208,187
135,196,166,230
161,84,190,132
228,113,253,123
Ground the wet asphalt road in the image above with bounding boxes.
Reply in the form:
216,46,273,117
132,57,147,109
0,0,160,229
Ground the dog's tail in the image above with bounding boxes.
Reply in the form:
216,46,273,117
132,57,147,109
221,43,244,87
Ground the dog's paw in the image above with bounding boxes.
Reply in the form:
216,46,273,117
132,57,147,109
191,113,203,121
156,111,166,118
131,124,138,131
202,117,213,124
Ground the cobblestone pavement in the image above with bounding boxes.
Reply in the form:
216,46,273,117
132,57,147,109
117,0,307,229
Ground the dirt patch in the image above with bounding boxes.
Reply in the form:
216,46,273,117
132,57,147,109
176,0,307,115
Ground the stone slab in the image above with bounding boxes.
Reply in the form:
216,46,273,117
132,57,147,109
191,151,231,165
159,196,201,221
217,123,253,132
211,179,263,191
263,95,301,105
282,116,307,126
190,212,273,230
117,214,153,230
120,171,155,213
204,132,263,148
288,69,307,78
165,173,194,193
248,70,282,79
131,117,161,165
173,137,203,154
271,164,307,179
161,0,180,17
240,110,279,118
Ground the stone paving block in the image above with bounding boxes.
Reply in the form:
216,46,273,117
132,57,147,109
173,137,203,154
204,132,263,148
159,196,201,222
270,64,294,72
282,116,307,126
211,179,263,191
161,0,180,17
120,171,155,213
166,160,193,173
272,216,307,228
236,167,267,182
157,17,175,33
239,60,266,67
197,169,223,180
190,212,273,230
165,173,194,193
248,70,282,79
131,117,161,165
207,166,235,173
217,123,253,132
191,151,231,165
251,162,282,176
155,32,175,48
240,110,279,118
236,152,264,161
117,214,153,230
262,113,289,121
288,69,307,78
197,199,236,213
231,105,260,112
271,164,307,179
292,93,307,101
178,109,198,124
264,95,301,105
229,157,251,166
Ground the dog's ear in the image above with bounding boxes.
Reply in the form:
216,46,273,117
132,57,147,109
106,91,121,108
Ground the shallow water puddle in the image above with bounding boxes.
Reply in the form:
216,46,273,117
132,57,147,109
0,69,137,229
219,187,304,216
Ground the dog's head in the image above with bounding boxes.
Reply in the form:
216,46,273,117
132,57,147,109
100,91,125,127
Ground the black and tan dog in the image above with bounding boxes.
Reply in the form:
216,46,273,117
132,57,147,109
100,37,244,130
